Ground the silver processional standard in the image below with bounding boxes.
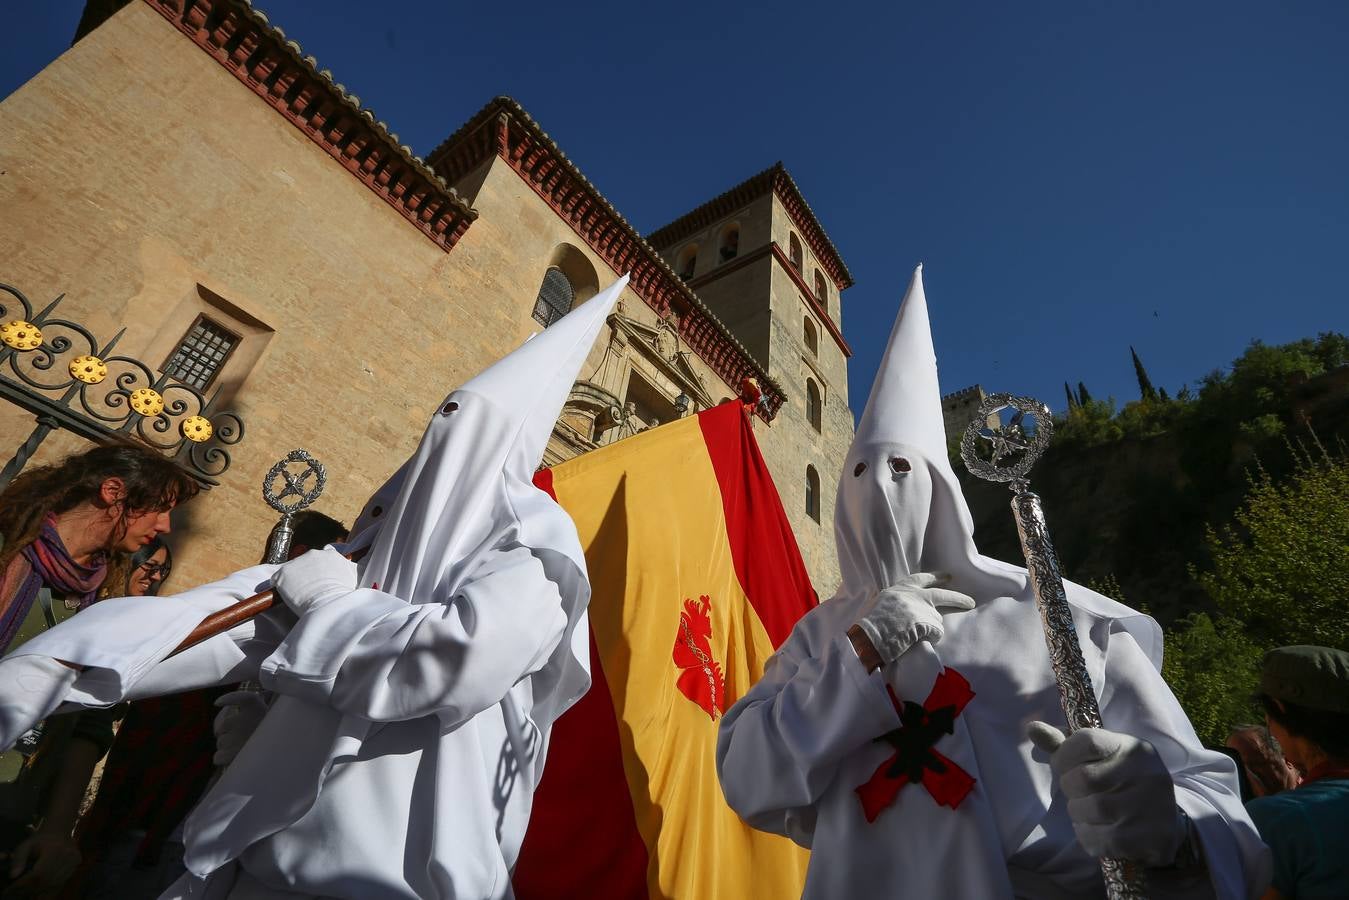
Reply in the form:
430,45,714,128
960,393,1148,900
262,448,328,564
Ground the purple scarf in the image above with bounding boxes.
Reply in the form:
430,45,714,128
0,513,108,654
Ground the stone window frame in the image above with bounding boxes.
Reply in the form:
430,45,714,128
803,316,819,357
813,269,828,308
718,222,740,263
788,232,803,272
805,378,822,432
805,464,821,522
675,243,699,281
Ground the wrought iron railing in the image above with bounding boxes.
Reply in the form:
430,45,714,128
0,283,245,490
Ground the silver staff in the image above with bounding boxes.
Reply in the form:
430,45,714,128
262,449,328,564
217,449,332,740
960,393,1147,900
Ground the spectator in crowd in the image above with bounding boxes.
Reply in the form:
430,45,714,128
71,511,344,898
1246,646,1349,899
0,442,196,898
94,538,172,605
123,538,171,599
1228,724,1301,800
285,510,348,559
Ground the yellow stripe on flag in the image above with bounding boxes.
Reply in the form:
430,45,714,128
548,414,809,899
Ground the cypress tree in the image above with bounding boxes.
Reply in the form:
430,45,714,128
1064,381,1078,412
1078,381,1093,404
1132,346,1158,401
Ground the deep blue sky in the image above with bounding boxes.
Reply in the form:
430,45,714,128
4,2,1346,415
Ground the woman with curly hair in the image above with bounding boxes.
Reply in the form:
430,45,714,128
0,441,197,897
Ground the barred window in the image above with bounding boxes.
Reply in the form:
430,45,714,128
533,267,575,327
162,315,238,390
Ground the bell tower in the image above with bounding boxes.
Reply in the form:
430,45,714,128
647,164,855,592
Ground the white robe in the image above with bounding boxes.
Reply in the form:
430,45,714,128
718,574,1268,899
719,266,1267,899
2,279,627,899
7,546,571,899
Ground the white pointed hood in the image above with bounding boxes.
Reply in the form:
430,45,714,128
349,274,627,727
834,266,1159,658
835,265,1024,603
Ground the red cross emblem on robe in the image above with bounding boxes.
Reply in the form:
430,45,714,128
855,667,977,822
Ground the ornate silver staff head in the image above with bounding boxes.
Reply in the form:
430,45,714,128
958,393,1147,897
958,393,1053,491
261,448,327,564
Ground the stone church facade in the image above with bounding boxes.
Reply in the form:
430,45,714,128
0,0,854,592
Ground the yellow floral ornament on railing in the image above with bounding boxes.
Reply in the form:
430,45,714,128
181,415,213,443
0,320,42,351
68,355,109,384
129,388,164,417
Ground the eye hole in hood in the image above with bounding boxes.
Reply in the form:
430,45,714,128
853,462,868,477
888,457,911,474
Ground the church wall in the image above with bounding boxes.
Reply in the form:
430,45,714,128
0,1,848,596
760,197,855,595
654,193,775,284
441,156,734,411
0,3,522,584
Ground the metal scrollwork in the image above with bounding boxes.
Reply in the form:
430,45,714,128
263,449,327,515
0,283,248,490
262,449,327,563
962,392,1147,900
959,392,1053,485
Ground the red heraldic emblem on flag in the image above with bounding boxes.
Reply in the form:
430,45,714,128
673,595,726,720
515,401,817,900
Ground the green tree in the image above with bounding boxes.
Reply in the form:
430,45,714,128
1162,613,1263,746
1194,442,1349,650
1131,346,1158,402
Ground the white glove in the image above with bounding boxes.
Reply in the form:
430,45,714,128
855,572,975,666
0,655,77,749
1028,722,1185,867
271,547,358,616
212,689,270,767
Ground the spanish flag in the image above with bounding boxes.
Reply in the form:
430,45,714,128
516,400,817,899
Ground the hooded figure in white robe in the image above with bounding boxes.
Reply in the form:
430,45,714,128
0,275,628,899
716,266,1270,899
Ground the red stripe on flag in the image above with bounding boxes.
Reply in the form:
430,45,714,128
533,467,556,500
512,630,650,899
697,402,818,649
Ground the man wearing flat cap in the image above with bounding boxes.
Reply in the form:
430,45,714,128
1247,645,1349,899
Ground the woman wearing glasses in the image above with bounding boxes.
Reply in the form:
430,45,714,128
123,538,172,598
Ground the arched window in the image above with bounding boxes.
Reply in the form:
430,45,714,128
806,378,822,432
788,233,802,272
676,244,699,281
803,316,818,356
718,222,740,262
814,270,828,305
533,267,574,327
805,465,821,522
